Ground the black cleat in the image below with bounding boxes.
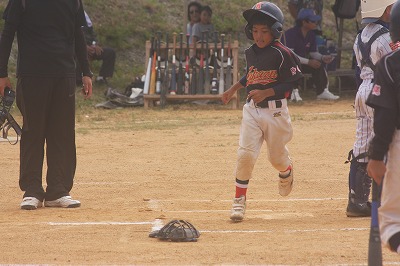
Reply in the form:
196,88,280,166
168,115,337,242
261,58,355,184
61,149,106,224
346,201,371,217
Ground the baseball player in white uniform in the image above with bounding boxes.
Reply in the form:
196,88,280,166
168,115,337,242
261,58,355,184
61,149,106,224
366,0,400,253
346,0,395,217
222,2,303,222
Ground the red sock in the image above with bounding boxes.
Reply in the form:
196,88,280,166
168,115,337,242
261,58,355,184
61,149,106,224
235,179,249,198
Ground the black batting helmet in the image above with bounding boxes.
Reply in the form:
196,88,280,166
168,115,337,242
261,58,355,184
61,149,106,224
390,0,400,42
243,1,284,40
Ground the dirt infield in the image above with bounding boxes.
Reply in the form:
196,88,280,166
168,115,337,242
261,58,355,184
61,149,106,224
1,98,399,265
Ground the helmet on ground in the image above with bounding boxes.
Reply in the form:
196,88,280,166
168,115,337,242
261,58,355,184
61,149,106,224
243,1,284,40
390,0,400,42
361,0,396,24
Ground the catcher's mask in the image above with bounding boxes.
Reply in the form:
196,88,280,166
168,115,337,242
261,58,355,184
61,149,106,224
149,219,200,242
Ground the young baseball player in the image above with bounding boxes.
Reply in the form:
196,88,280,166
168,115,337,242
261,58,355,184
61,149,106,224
366,0,400,253
222,1,303,222
346,0,395,217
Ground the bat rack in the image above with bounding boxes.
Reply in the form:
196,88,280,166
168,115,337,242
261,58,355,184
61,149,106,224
143,39,240,109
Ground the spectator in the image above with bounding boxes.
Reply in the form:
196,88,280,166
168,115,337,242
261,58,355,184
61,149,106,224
187,1,202,38
283,8,339,100
288,0,323,34
0,0,92,210
191,5,215,44
76,11,116,85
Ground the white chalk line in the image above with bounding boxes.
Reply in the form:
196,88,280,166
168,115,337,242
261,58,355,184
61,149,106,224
145,197,347,203
45,221,369,234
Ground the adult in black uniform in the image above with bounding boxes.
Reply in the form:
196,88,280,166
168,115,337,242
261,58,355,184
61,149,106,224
366,0,400,253
0,0,93,210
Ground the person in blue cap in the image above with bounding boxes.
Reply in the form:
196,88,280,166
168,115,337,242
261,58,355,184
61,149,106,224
283,8,339,100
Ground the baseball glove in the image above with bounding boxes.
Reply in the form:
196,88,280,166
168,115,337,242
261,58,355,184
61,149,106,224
149,219,200,242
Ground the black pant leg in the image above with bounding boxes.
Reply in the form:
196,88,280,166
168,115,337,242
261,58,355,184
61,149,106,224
94,47,116,78
301,64,328,95
44,78,76,201
16,78,50,201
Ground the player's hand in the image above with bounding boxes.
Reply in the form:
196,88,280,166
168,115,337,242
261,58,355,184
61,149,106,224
367,159,386,185
0,77,12,97
81,76,93,99
247,89,273,103
308,59,321,69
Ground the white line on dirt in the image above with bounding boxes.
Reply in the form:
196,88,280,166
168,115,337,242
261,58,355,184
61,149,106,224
143,197,347,202
45,221,369,234
47,221,153,225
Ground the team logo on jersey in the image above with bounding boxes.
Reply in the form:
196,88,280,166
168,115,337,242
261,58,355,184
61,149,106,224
290,67,297,76
390,41,400,51
371,84,381,96
247,66,278,85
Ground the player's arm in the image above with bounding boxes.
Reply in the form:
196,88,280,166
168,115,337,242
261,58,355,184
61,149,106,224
367,106,396,184
366,57,398,184
0,4,19,96
75,2,93,98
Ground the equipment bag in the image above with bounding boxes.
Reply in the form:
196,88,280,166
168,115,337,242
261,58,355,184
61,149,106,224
332,0,361,19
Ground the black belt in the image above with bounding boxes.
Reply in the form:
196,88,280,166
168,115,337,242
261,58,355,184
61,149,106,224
247,99,283,108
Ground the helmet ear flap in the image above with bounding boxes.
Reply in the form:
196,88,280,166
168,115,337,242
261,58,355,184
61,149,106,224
245,22,283,40
245,23,254,40
271,21,283,39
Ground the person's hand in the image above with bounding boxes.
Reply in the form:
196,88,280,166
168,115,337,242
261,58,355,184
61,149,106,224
0,77,12,97
321,55,334,64
93,44,103,56
367,159,386,185
308,59,321,69
81,76,93,99
87,45,96,59
247,89,274,103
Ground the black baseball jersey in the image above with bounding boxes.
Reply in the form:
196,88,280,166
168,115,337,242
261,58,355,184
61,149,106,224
243,40,303,101
366,49,400,160
0,0,89,78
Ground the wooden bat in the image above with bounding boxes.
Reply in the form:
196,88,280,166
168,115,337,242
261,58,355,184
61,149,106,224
149,36,157,95
155,31,162,94
218,33,225,95
143,36,154,95
225,34,232,91
210,31,219,94
197,31,205,94
160,32,169,108
204,30,211,94
184,33,190,94
177,32,184,94
368,180,383,266
170,32,177,94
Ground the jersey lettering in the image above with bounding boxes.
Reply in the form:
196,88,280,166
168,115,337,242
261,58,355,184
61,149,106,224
247,66,278,85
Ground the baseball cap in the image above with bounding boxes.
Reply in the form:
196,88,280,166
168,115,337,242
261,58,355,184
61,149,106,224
297,8,321,22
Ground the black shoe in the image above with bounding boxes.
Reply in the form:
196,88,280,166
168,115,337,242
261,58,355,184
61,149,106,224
346,201,371,217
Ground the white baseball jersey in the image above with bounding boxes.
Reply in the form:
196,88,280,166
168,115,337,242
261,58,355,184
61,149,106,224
352,23,393,162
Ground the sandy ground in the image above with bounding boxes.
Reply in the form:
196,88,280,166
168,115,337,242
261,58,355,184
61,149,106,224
1,98,399,265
